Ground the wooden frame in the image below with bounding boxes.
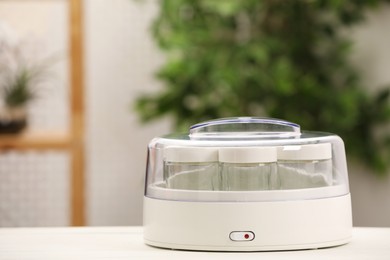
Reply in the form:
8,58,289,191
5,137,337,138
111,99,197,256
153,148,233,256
0,131,71,150
69,0,85,226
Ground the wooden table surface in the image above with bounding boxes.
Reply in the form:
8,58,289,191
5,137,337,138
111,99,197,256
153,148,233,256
0,226,389,259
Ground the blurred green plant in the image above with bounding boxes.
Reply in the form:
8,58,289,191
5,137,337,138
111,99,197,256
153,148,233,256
136,0,390,174
1,59,54,109
3,68,36,108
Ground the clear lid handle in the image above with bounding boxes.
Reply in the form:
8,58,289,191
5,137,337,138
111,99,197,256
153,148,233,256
189,117,300,139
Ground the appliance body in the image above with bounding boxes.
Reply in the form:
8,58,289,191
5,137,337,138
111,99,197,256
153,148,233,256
143,117,353,251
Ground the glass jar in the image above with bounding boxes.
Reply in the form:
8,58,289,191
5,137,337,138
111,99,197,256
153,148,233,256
277,143,332,189
219,147,277,191
163,146,219,190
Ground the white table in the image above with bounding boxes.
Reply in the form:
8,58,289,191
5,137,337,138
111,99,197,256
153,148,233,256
0,227,389,259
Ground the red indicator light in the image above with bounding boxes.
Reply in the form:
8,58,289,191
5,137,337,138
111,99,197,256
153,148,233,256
230,231,255,241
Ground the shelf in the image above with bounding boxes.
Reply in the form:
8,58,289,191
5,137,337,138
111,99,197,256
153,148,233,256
0,131,72,150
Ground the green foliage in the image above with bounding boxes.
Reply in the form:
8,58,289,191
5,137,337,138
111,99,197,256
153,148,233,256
3,69,35,108
136,0,390,174
1,56,55,109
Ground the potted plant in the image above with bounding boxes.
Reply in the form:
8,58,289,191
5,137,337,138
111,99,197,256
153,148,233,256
0,23,52,134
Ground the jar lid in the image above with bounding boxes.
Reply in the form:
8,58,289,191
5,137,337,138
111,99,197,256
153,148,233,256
164,146,218,162
219,147,277,163
277,143,332,161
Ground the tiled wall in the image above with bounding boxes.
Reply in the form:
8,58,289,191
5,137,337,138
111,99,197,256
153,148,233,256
0,152,70,226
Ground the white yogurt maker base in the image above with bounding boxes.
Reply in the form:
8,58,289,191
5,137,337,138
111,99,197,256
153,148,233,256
144,194,352,251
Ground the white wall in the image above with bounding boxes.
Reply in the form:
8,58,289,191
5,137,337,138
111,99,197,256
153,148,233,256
84,0,170,225
348,5,390,227
349,6,390,90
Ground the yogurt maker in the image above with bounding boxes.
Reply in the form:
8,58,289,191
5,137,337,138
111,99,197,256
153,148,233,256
143,117,352,251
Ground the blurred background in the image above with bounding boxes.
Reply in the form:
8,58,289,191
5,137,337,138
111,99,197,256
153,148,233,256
0,0,390,227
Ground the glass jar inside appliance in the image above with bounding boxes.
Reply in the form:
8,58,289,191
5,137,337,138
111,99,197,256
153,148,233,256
219,147,277,191
277,143,332,189
163,146,219,190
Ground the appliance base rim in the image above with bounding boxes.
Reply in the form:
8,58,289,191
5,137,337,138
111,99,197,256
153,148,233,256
144,236,352,252
143,194,352,251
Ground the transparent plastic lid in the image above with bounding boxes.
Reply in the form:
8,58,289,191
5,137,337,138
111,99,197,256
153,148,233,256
190,117,301,139
145,117,349,202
